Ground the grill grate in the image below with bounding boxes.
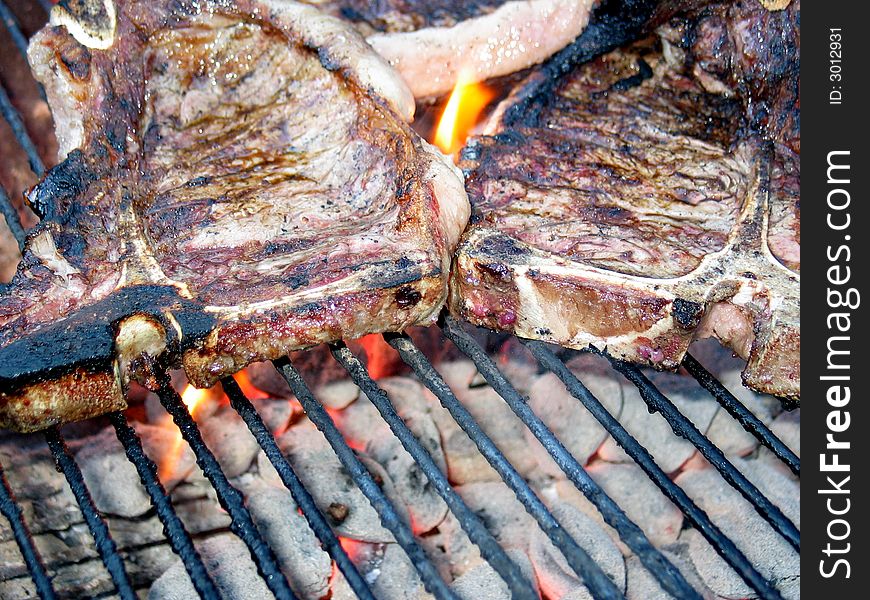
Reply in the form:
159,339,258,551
43,426,137,600
0,2,800,599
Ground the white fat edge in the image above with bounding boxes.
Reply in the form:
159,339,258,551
50,0,117,50
367,0,594,99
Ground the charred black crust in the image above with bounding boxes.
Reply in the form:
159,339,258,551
502,0,661,128
26,150,99,221
672,297,704,329
0,286,216,393
484,234,530,259
608,58,653,92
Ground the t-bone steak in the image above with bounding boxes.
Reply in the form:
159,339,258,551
300,0,595,98
450,0,800,400
0,0,469,432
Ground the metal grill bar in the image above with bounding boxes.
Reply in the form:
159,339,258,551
0,82,45,177
386,333,637,600
331,341,546,600
603,356,801,552
36,0,54,16
0,1,29,64
155,374,298,600
682,353,800,475
441,315,698,598
0,459,57,600
107,412,221,600
43,426,136,600
220,375,377,600
0,185,25,249
274,356,459,600
1,0,48,102
525,339,785,600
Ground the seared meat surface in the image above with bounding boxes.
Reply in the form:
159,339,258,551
302,0,596,98
451,0,800,400
0,0,468,432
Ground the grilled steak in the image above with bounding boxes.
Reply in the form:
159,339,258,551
301,0,596,98
450,0,800,400
0,0,469,432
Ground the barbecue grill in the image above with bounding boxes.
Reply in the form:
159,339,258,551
0,2,799,599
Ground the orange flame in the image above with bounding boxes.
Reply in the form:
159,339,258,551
434,69,496,155
181,383,209,417
234,368,271,400
357,334,397,380
158,383,209,481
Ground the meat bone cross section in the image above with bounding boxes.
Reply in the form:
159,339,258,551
0,0,469,432
300,0,597,98
450,2,800,401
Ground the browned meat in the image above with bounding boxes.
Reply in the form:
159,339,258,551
450,0,800,400
302,0,596,98
0,0,469,432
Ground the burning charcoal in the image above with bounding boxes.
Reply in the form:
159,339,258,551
450,548,538,600
420,511,483,580
0,448,65,500
369,377,434,413
703,373,779,457
149,533,272,600
254,397,297,435
526,354,625,475
77,427,152,518
316,379,361,410
369,542,434,600
497,356,540,396
455,481,536,552
598,372,721,473
246,484,331,599
586,462,683,548
529,501,626,600
262,423,404,542
441,385,538,484
769,409,800,457
334,383,448,534
676,460,799,599
199,408,260,478
704,407,759,457
330,542,435,600
625,551,717,600
245,361,294,398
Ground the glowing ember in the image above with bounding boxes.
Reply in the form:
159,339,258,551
338,536,364,562
356,334,398,380
434,69,496,155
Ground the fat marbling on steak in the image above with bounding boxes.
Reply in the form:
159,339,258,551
0,0,469,432
301,0,595,98
450,0,800,400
